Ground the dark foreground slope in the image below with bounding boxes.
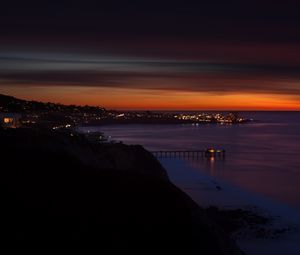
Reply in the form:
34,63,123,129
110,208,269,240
0,128,243,254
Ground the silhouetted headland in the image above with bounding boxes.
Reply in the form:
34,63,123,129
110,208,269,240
0,126,244,254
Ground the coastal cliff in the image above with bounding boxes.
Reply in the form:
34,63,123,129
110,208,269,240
0,128,243,254
1,128,169,180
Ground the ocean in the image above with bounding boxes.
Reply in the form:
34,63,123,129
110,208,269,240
78,112,300,211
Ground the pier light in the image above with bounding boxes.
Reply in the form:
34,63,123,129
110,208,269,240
208,149,215,153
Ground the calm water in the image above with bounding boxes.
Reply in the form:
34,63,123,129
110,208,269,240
79,112,300,210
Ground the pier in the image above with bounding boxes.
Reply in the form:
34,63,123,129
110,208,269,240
151,149,225,159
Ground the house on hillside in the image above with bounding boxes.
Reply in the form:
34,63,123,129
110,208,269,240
0,113,21,128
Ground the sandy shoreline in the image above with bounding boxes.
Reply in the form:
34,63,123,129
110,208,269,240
159,158,300,255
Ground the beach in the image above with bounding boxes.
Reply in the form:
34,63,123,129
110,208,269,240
160,157,300,255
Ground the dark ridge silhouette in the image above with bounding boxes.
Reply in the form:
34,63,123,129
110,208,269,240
0,93,106,113
0,128,244,254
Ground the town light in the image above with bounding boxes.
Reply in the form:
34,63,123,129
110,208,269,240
4,118,13,123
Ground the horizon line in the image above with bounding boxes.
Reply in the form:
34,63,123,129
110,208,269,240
1,93,300,112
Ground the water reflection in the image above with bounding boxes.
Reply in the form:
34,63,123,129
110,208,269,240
209,157,215,176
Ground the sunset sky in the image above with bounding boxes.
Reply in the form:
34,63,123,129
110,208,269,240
1,1,300,110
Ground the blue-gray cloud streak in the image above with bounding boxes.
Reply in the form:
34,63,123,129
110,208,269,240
1,52,300,95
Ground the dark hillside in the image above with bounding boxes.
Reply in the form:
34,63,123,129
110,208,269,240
0,128,243,254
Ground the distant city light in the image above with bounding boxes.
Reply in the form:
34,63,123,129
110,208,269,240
4,117,13,123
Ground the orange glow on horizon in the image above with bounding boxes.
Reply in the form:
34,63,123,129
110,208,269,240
1,86,300,111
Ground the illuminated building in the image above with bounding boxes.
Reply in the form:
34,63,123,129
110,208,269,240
0,113,21,128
